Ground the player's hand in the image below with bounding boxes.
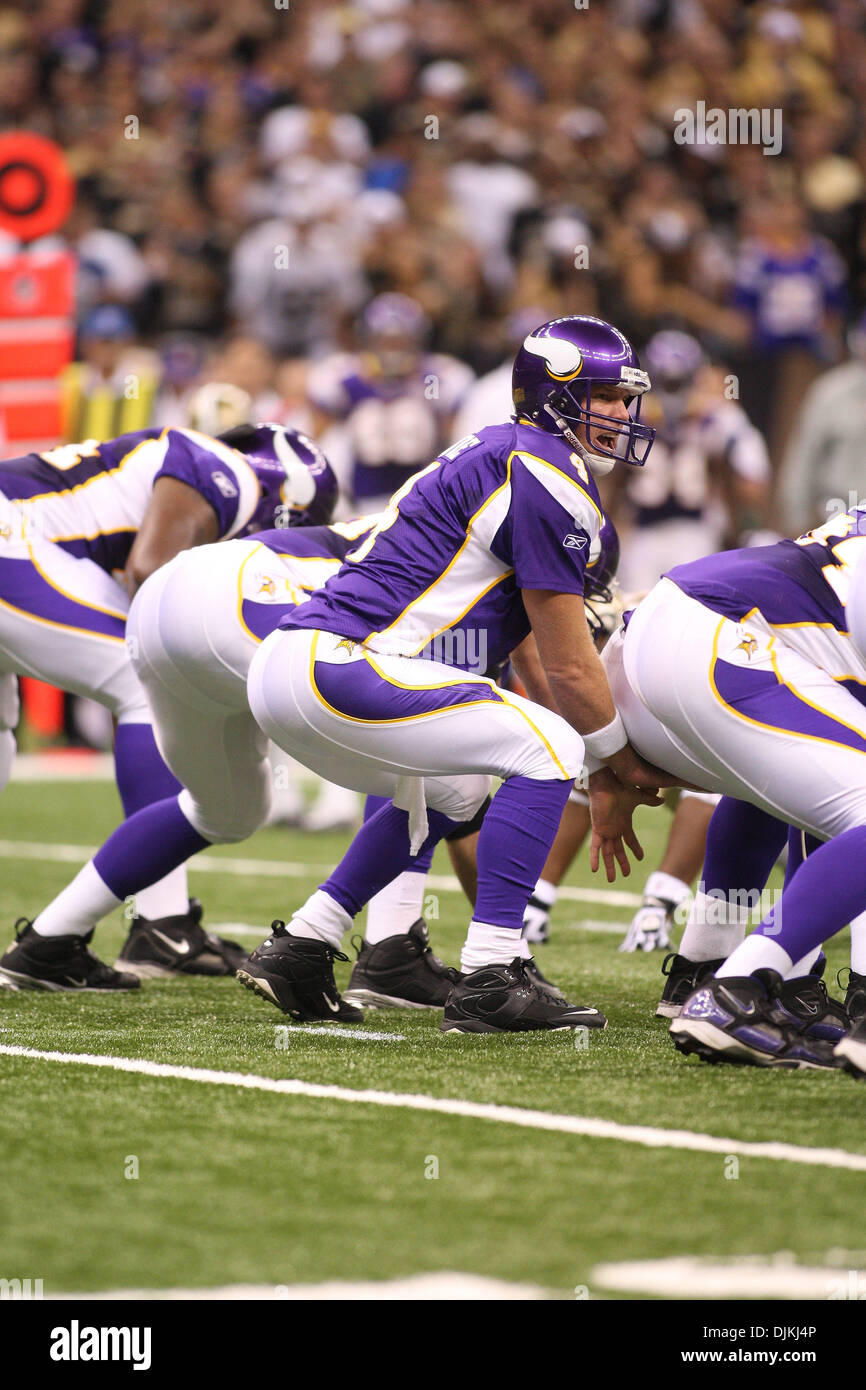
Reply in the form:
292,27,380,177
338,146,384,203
606,743,683,791
588,769,662,883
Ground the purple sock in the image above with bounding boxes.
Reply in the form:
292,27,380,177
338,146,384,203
474,775,573,931
702,797,787,896
783,824,821,888
363,794,435,874
94,795,209,900
114,722,182,815
755,825,866,962
323,802,457,917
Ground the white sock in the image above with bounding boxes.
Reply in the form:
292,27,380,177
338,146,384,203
850,910,866,975
289,889,352,948
365,870,427,944
716,933,793,980
33,861,121,937
531,878,557,908
461,920,523,972
645,870,690,906
136,866,190,921
678,890,750,961
787,946,822,980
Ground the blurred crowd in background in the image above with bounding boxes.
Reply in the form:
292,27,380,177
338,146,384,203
2,0,866,538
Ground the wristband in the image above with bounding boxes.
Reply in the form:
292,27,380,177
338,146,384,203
582,712,627,759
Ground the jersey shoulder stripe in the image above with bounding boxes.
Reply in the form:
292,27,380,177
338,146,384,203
512,448,602,534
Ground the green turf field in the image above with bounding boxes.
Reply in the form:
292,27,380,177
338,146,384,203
1,779,864,1300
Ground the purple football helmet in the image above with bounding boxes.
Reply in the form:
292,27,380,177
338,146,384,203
361,292,429,378
584,516,620,639
643,329,703,394
218,423,338,534
512,315,655,476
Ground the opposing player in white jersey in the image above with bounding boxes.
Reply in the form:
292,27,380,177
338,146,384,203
0,424,337,990
597,505,866,1069
308,293,474,513
242,314,679,1035
615,331,771,593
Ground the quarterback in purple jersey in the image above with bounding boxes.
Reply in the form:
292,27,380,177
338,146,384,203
598,505,866,1071
243,314,677,1035
0,425,337,992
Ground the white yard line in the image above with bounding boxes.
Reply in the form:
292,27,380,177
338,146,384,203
592,1254,865,1300
0,839,642,908
0,1044,862,1172
48,1273,547,1301
10,753,114,783
275,1024,406,1042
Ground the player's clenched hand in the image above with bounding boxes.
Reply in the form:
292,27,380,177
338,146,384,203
587,768,662,883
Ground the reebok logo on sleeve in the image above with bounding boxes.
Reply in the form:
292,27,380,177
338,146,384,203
563,531,590,550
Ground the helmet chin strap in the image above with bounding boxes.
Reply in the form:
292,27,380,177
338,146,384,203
542,403,616,478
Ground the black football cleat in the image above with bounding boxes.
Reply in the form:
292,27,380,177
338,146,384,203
670,969,837,1069
440,957,606,1034
343,919,459,1009
523,956,564,999
771,966,849,1043
838,968,866,1025
656,953,725,1019
237,921,362,1022
116,899,245,978
0,919,140,992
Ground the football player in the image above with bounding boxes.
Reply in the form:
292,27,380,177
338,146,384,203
344,521,622,1010
598,504,866,1069
307,293,474,512
0,425,336,991
243,314,678,1035
615,330,771,595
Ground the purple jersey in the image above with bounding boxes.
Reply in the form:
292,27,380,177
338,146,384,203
281,420,607,673
666,506,866,692
0,428,262,575
732,238,847,352
307,351,473,502
254,516,376,562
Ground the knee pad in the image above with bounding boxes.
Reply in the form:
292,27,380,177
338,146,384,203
109,670,151,724
178,779,271,846
425,774,491,824
444,793,491,842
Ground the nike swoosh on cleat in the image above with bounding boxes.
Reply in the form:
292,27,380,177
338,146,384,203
63,977,89,988
152,930,192,956
322,994,341,1013
719,988,755,1017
